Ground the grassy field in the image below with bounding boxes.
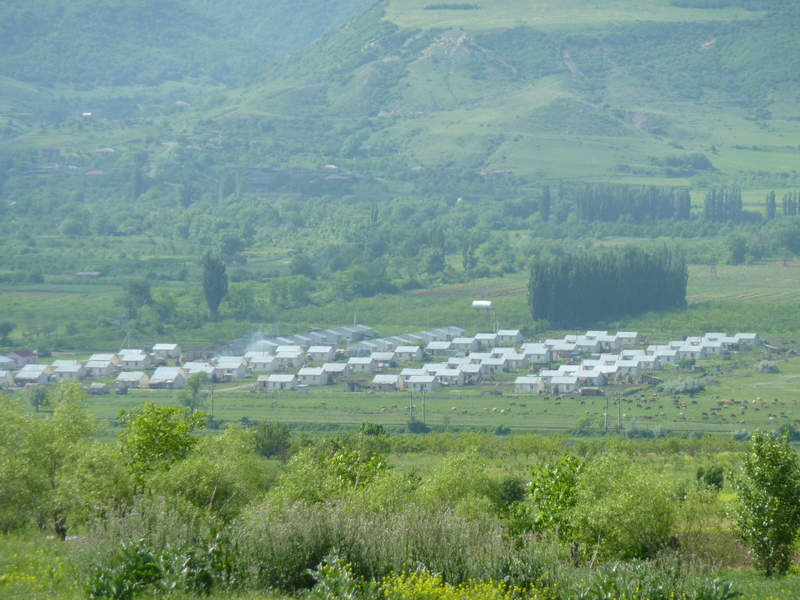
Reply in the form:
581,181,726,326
687,264,800,303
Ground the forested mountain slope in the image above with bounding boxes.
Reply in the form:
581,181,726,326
231,0,800,180
0,0,374,86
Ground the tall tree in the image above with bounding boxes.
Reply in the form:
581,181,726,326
202,251,228,321
0,383,97,539
117,279,152,320
177,372,209,414
119,402,207,491
732,431,800,576
540,185,551,223
0,321,14,346
766,190,777,220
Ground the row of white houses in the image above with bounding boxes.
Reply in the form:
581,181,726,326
513,331,761,394
346,327,527,356
257,346,539,393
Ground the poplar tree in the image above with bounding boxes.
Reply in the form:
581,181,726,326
202,251,228,321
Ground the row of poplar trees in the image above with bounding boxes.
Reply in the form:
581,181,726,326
528,247,688,327
574,184,691,223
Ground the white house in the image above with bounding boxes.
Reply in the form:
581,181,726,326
371,374,404,392
451,337,479,353
307,331,327,345
701,340,726,356
7,350,38,368
290,334,312,349
521,344,551,365
481,357,508,374
446,326,467,338
371,352,397,368
616,332,640,346
261,373,298,391
458,363,483,383
149,367,186,389
615,360,642,378
550,341,578,360
653,347,679,366
677,344,705,361
467,352,493,364
352,324,375,339
322,363,348,380
400,368,427,382
394,345,424,362
575,368,605,387
596,334,621,351
297,367,331,386
637,356,659,372
183,361,218,378
515,375,541,394
83,359,117,378
118,350,152,369
703,333,727,342
247,354,279,372
347,357,376,374
51,360,87,382
276,351,305,369
322,329,344,344
275,345,304,356
499,353,526,371
406,375,440,393
337,326,365,342
116,371,150,390
435,368,465,387
575,337,602,354
306,346,337,362
550,375,578,394
431,328,455,341
425,341,453,357
496,329,523,346
152,343,182,359
15,364,52,386
216,357,248,380
475,333,498,349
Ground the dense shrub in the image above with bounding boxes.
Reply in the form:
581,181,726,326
660,377,706,395
235,500,514,591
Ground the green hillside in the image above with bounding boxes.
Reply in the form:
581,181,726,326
2,0,800,349
0,0,374,86
228,0,800,182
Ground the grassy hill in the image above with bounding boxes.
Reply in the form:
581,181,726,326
3,0,799,183
224,0,800,183
2,0,800,349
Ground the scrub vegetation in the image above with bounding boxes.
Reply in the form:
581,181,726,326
3,0,800,597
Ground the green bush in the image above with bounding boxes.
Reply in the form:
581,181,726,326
660,377,706,395
732,431,800,576
569,454,679,560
